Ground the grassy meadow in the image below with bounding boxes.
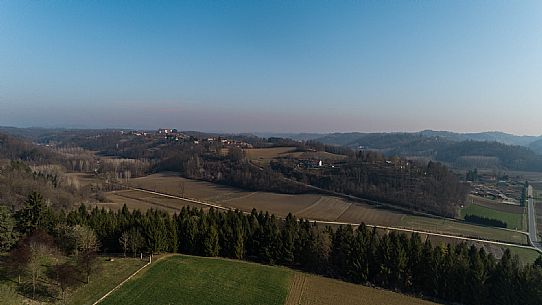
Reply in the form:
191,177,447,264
460,203,525,230
101,255,441,305
100,255,292,305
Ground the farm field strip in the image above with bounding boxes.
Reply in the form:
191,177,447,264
295,197,352,221
468,195,525,213
121,186,537,252
460,203,525,230
285,273,307,305
98,255,439,305
125,173,406,225
102,192,178,212
402,216,529,245
118,174,536,251
292,274,439,305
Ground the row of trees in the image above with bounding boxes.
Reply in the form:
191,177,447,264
464,214,507,228
3,192,542,305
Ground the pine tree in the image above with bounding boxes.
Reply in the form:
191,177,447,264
203,222,219,257
0,205,17,251
16,192,46,234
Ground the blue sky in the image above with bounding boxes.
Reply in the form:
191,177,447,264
1,1,541,134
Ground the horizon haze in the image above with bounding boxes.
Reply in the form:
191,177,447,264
1,1,541,134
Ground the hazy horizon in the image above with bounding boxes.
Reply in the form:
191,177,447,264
3,123,542,138
1,1,541,135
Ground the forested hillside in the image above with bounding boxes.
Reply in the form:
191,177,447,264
271,151,468,217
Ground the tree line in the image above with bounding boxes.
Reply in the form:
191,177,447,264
464,214,507,228
2,192,542,305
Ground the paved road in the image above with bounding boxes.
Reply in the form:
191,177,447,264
527,186,542,250
123,185,540,252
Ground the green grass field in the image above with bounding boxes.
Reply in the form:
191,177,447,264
460,204,525,230
100,255,292,305
507,247,541,264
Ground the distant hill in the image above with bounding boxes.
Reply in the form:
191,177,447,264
418,130,541,147
253,132,326,141
316,130,542,148
315,132,542,171
529,138,542,154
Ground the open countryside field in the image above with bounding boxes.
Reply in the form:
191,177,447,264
468,195,525,213
286,273,438,305
100,189,210,213
401,215,528,245
460,203,525,230
120,173,529,245
100,255,291,305
124,173,404,226
244,146,347,167
244,147,299,166
101,255,439,305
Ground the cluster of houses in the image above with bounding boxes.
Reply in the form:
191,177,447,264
470,182,522,205
121,128,253,148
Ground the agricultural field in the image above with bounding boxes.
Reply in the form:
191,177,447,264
243,146,346,167
468,195,525,214
118,173,530,246
244,147,299,166
401,216,529,245
101,189,209,213
459,203,525,230
100,255,438,305
123,173,405,226
285,273,438,305
99,255,291,305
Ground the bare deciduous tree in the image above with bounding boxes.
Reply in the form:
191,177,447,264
119,231,129,257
